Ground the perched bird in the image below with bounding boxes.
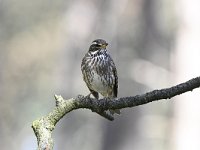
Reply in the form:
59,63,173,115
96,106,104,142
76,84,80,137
81,39,120,115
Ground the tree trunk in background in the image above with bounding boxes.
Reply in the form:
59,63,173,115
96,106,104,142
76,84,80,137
172,0,200,149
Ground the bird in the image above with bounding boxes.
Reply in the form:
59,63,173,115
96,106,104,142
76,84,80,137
81,39,120,115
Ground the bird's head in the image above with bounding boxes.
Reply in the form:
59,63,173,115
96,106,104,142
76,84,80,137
89,39,108,52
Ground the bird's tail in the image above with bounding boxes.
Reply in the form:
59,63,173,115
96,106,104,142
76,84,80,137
109,109,120,115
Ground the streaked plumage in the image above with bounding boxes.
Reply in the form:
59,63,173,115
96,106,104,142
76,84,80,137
81,39,120,114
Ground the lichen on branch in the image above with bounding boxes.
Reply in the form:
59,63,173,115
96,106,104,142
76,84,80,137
32,76,200,150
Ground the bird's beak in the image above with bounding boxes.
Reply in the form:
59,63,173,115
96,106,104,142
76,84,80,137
101,43,108,49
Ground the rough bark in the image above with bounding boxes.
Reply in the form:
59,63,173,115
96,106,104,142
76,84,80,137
32,76,200,150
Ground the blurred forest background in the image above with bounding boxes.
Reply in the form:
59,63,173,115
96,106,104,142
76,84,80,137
1,0,200,150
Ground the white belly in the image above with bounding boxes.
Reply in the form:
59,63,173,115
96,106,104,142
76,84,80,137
91,71,109,95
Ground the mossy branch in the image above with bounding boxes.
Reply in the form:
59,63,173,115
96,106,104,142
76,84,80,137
32,76,200,150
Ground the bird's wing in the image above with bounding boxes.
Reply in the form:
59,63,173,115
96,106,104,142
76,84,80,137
108,55,118,98
113,65,118,97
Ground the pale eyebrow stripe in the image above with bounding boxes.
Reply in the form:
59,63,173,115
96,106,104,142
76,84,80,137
92,41,97,45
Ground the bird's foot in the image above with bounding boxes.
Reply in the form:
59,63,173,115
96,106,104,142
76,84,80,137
85,93,91,99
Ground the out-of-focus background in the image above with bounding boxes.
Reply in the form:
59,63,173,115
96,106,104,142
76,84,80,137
1,0,200,150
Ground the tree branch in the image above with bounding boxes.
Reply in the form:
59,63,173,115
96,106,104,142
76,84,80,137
32,76,200,150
